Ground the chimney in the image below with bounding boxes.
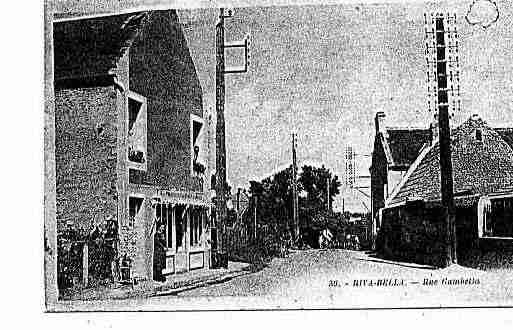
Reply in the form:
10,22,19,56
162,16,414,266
375,112,386,134
470,113,481,121
430,113,439,145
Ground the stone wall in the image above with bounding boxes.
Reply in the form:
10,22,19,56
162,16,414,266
378,202,446,267
377,201,511,268
55,86,119,234
118,194,154,280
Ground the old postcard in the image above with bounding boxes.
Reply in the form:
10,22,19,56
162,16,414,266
43,0,513,311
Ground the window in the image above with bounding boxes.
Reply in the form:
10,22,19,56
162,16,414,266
166,206,173,249
475,129,483,142
191,114,206,176
127,92,147,171
483,197,513,238
129,169,145,184
175,205,186,249
128,196,144,227
189,207,204,247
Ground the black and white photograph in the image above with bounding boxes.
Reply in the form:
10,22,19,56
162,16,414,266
41,0,513,312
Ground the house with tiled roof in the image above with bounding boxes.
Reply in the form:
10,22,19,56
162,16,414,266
376,114,513,266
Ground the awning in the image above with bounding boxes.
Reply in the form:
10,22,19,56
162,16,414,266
155,189,211,207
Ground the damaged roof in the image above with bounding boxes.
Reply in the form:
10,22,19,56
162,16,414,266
53,11,149,81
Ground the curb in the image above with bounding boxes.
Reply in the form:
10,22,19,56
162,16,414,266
60,265,255,301
153,269,253,297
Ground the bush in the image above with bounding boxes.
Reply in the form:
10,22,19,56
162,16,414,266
228,225,291,266
57,237,84,291
57,220,119,293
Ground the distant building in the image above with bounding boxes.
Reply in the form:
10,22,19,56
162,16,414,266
376,114,513,266
54,10,211,286
370,112,432,238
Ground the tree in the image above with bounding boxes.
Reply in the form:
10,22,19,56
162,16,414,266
249,166,295,237
247,164,342,248
299,165,340,207
298,165,341,231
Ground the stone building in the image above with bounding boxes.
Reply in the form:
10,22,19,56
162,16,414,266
53,10,212,285
370,112,432,240
375,114,513,266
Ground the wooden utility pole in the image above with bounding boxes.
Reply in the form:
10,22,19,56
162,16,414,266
434,15,457,266
292,133,299,241
327,176,331,211
214,8,249,268
215,8,227,268
254,195,258,240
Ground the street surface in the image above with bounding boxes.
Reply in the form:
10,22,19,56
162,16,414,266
174,249,513,308
56,249,513,311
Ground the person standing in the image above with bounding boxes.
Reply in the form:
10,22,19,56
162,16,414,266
153,221,166,282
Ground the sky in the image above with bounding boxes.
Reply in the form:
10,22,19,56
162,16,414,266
52,0,513,212
176,0,513,212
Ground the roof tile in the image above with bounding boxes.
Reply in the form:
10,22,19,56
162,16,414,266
390,118,513,205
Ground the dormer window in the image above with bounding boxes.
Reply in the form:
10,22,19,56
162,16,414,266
475,129,483,142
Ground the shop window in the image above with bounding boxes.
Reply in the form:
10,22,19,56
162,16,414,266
484,197,513,238
127,92,147,170
175,205,186,249
191,114,206,176
155,203,174,249
166,205,173,249
190,208,204,247
128,196,144,227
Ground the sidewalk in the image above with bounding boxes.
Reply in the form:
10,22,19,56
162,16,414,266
61,261,252,301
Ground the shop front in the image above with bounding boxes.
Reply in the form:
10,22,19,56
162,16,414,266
152,189,211,280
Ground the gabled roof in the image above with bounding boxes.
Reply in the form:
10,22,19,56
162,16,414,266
387,116,513,207
374,126,431,170
384,128,432,168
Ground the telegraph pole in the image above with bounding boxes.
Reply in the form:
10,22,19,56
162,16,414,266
425,13,459,266
254,195,258,241
292,133,299,241
435,15,457,266
327,176,330,211
214,8,249,268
